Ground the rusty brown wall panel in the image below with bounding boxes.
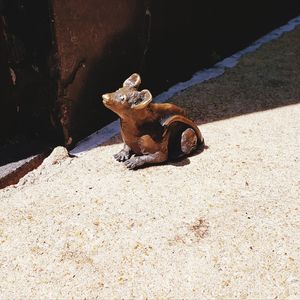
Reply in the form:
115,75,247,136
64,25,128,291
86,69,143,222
51,0,146,145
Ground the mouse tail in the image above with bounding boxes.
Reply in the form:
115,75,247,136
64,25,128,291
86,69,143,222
163,115,204,146
162,115,205,160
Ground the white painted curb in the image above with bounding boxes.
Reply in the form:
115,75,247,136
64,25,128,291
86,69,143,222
70,16,300,157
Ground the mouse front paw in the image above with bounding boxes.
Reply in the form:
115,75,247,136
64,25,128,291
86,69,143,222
114,150,131,162
123,156,144,170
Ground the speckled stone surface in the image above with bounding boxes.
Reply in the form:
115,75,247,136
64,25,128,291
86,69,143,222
0,27,299,299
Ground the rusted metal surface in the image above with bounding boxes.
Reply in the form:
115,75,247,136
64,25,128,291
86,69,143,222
51,0,147,146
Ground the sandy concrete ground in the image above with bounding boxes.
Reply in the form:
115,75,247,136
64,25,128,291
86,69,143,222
0,27,300,299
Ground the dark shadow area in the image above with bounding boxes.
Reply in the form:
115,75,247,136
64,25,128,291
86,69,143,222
141,1,300,95
166,142,208,168
168,145,208,168
184,33,300,127
169,158,191,168
103,143,209,170
0,0,60,166
0,137,53,166
131,158,191,170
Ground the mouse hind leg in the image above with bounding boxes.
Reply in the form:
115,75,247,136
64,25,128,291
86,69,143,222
181,128,198,155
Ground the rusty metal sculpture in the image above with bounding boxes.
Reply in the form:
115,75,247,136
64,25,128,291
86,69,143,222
102,73,204,169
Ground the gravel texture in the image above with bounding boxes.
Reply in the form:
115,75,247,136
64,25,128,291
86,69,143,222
0,27,299,299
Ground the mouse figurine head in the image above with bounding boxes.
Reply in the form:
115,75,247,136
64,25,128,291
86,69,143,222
102,73,152,117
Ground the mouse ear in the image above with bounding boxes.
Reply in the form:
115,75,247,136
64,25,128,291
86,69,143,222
134,89,152,109
123,73,141,88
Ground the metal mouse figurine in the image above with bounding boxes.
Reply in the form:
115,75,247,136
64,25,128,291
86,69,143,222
102,73,204,169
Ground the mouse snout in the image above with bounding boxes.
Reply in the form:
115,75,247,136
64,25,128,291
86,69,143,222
102,94,111,106
102,93,110,101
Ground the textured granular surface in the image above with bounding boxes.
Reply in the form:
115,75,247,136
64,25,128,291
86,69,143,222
0,27,299,299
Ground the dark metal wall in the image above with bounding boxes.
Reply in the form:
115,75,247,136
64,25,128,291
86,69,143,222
51,0,147,145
